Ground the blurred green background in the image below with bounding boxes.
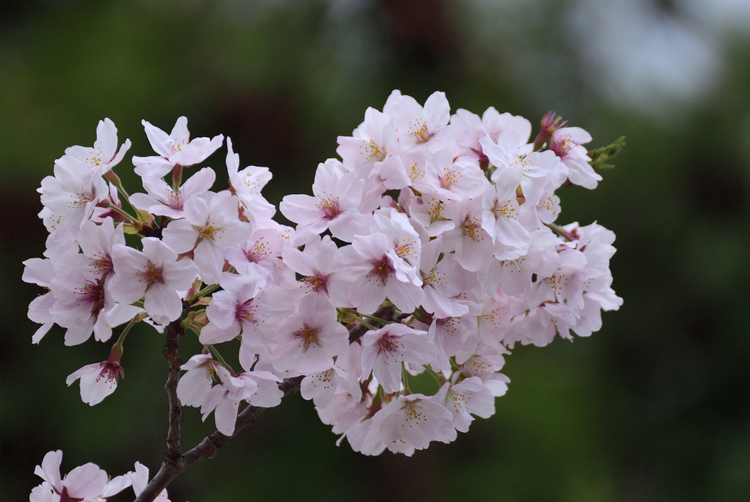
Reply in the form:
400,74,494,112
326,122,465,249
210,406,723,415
2,0,750,500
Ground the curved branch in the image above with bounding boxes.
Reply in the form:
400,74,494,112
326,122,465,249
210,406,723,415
135,304,395,502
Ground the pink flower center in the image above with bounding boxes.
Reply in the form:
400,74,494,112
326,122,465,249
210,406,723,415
199,224,218,241
493,199,517,220
236,299,256,324
369,255,394,285
550,137,573,159
460,215,483,242
366,140,386,161
92,252,114,276
76,278,106,318
303,274,328,293
438,166,459,189
378,333,399,353
317,196,341,221
409,120,433,143
59,487,84,502
245,237,270,263
295,324,319,348
97,361,124,384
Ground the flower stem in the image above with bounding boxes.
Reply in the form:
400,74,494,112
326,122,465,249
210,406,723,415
345,312,377,331
106,203,139,225
172,165,184,190
189,283,219,303
208,345,234,374
547,222,576,241
358,312,393,325
114,316,140,349
424,365,446,386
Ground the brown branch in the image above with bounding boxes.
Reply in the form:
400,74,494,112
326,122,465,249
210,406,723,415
134,320,184,502
134,375,304,502
164,322,184,460
135,304,396,502
182,376,304,470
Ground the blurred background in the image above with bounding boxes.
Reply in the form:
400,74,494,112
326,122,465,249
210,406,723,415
2,0,750,500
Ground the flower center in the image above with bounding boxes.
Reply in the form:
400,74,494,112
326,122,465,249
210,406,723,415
92,252,114,276
378,333,399,353
493,199,517,220
143,262,164,285
439,166,460,189
551,137,573,159
369,255,394,285
199,224,218,241
76,278,107,317
395,239,417,260
366,140,386,161
236,299,256,323
59,487,84,502
303,274,328,294
461,216,483,242
97,361,124,384
409,120,432,143
317,195,341,221
295,324,319,348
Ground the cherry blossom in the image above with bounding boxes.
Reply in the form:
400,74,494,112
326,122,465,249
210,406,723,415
25,92,623,495
361,323,434,394
133,116,224,178
161,191,251,285
62,118,131,175
550,126,601,189
280,159,365,244
225,137,275,224
271,294,349,375
129,166,216,218
31,450,111,502
109,237,199,325
371,392,455,456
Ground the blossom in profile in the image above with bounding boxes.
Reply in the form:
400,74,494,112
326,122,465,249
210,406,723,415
199,366,282,435
38,155,109,249
225,137,275,225
177,353,221,408
129,461,170,501
66,352,125,406
550,126,601,189
61,117,131,175
31,450,110,502
129,166,216,219
133,116,223,178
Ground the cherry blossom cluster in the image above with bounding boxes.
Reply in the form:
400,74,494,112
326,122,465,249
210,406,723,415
30,450,169,501
25,90,621,496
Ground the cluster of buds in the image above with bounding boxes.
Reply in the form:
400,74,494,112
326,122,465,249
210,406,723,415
25,90,621,497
